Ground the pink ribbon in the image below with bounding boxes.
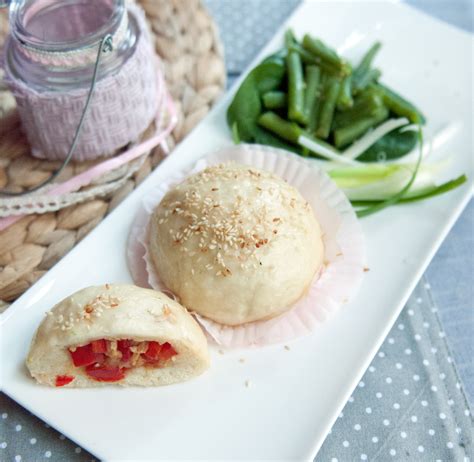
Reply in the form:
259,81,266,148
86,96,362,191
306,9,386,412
0,70,178,232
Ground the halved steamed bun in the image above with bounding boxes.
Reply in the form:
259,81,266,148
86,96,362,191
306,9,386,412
26,284,209,387
149,162,324,325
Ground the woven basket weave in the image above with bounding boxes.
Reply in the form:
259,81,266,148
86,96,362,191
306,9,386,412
0,0,226,308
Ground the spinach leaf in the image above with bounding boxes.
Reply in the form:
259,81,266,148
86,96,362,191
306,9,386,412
227,55,299,153
357,127,418,162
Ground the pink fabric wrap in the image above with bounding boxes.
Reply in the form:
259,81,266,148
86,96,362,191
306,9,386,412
4,5,159,162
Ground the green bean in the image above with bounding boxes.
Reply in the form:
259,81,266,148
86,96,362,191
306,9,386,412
374,83,426,124
258,112,303,144
334,106,389,148
316,75,341,139
286,51,307,124
309,74,326,133
288,44,342,76
302,35,351,76
262,91,287,109
304,65,321,124
285,29,297,48
309,99,321,133
337,75,353,110
258,112,338,160
352,68,381,94
333,91,384,128
302,35,339,66
354,42,381,73
352,42,381,82
288,43,314,63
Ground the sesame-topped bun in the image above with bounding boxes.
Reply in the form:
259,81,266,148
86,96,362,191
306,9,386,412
26,284,210,387
149,162,324,326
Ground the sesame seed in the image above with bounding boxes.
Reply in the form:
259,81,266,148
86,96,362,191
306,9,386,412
156,163,308,278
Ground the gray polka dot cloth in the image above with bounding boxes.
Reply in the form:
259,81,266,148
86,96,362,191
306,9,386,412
1,1,472,460
317,280,472,461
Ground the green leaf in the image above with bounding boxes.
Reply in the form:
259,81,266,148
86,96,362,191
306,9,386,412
357,127,418,162
227,55,299,153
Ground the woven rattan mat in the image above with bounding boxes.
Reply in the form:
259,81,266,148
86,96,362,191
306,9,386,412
0,0,225,308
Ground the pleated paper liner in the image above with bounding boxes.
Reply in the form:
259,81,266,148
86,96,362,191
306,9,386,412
127,144,367,348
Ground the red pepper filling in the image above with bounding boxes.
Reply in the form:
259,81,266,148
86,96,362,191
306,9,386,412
55,375,75,387
85,364,126,382
69,344,104,367
117,340,132,362
68,339,177,383
91,339,107,353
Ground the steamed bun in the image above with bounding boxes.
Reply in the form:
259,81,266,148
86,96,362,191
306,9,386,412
149,163,324,325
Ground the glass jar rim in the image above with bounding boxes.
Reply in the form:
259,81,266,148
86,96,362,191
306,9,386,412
8,0,125,53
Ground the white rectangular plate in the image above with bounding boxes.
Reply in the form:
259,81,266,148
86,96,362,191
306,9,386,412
1,1,473,459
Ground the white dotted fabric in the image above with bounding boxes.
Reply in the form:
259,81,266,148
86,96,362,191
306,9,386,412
0,1,472,460
316,279,472,461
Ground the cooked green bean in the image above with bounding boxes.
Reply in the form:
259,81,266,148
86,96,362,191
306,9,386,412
308,99,321,133
316,75,341,139
337,75,353,110
288,43,342,76
302,35,339,66
304,65,321,123
287,51,307,124
258,112,335,160
352,42,381,85
334,106,389,148
285,29,297,48
374,83,426,124
302,35,351,76
262,91,287,109
258,111,303,144
333,91,384,128
288,43,315,63
352,68,381,94
309,74,326,133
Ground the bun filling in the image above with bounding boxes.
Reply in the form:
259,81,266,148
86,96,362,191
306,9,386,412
57,339,177,386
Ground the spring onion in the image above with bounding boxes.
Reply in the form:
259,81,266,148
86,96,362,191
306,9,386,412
342,117,410,159
352,127,424,217
349,175,467,206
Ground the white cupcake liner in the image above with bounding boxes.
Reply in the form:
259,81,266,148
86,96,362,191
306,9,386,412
127,144,366,348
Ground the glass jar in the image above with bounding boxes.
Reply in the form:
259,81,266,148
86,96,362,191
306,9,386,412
4,0,139,91
1,0,159,161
